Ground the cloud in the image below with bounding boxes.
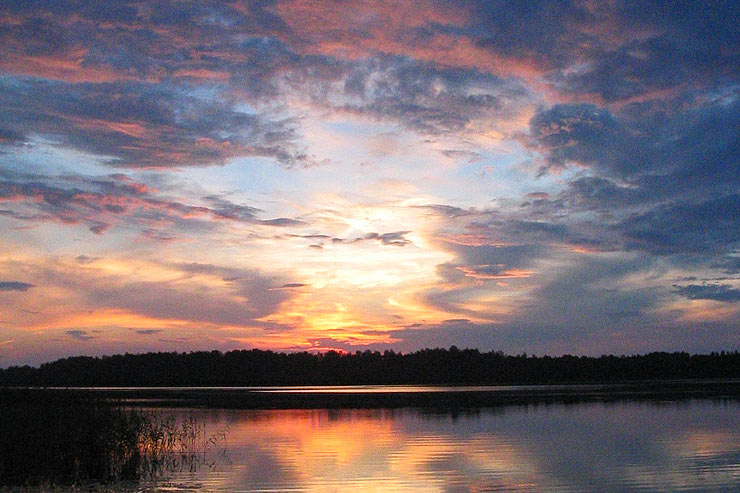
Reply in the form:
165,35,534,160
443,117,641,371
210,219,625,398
550,2,740,103
528,97,740,260
519,254,661,329
0,281,34,291
0,78,312,168
296,231,413,248
66,330,94,341
0,2,535,164
445,243,545,274
5,0,733,173
712,257,740,275
382,319,505,353
674,284,740,303
0,1,283,83
75,255,100,264
329,57,527,135
2,257,299,331
87,278,290,327
280,283,307,289
530,96,740,191
135,329,164,335
258,218,305,227
0,170,304,235
559,176,647,213
359,231,412,247
440,149,481,162
529,103,637,176
618,194,740,255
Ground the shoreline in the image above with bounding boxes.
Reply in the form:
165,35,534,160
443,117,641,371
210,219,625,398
4,380,740,409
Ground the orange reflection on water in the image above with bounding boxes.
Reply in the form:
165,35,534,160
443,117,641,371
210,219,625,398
195,409,550,492
151,401,740,492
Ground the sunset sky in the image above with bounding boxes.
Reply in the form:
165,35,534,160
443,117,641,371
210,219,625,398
1,1,739,366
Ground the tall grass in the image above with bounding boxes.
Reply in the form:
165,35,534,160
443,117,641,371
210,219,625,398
136,410,228,479
0,390,225,489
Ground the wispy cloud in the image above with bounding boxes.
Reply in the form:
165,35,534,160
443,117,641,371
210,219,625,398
66,330,94,341
0,281,34,292
674,284,740,303
0,171,305,236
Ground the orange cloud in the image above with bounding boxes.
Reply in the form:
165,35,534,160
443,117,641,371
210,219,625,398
0,53,138,83
272,0,544,81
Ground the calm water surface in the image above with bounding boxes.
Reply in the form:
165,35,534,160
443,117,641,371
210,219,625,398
137,399,740,492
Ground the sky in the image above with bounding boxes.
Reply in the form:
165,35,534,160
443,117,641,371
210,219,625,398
0,1,739,366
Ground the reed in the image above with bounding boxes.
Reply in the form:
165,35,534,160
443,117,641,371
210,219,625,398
0,389,224,489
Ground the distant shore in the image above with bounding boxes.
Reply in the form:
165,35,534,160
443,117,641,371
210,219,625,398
4,380,740,410
2,348,740,388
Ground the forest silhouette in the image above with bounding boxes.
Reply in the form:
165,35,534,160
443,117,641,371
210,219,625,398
2,348,739,387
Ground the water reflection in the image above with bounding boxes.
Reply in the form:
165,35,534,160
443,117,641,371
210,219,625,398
157,401,740,492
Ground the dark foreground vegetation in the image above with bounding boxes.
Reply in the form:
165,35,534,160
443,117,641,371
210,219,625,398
0,390,220,489
2,348,740,387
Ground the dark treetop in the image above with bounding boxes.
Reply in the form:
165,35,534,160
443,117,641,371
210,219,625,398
1,348,739,387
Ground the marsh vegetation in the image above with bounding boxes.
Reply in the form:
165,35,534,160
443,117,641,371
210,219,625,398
0,390,226,490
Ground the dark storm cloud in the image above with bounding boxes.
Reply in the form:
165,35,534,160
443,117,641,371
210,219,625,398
463,2,740,103
0,281,35,291
421,201,607,266
471,218,570,244
674,284,740,303
15,0,734,167
1,0,737,140
418,197,671,325
280,0,739,108
422,284,487,319
0,127,24,146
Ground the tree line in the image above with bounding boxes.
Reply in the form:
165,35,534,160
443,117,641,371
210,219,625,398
1,348,739,387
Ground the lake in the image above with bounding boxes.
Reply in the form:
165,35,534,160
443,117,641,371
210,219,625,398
134,397,740,492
